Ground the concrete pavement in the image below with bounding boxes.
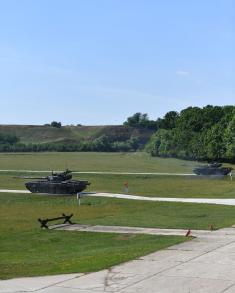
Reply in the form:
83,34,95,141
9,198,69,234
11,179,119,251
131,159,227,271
88,192,235,206
0,169,195,176
3,227,235,292
51,223,208,237
2,189,235,206
0,189,30,194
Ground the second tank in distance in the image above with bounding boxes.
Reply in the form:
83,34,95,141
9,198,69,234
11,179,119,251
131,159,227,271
193,163,233,176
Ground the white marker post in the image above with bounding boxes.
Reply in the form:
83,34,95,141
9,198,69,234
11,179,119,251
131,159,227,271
77,192,81,206
229,172,233,181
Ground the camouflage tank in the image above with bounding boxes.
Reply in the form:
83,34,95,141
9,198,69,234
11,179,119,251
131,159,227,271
193,163,233,176
24,169,90,195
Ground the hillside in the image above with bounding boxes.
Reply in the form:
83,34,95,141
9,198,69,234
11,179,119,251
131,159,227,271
0,124,154,147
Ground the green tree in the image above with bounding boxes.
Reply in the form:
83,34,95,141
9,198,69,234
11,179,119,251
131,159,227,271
92,135,112,151
225,113,235,161
146,129,175,157
160,111,179,129
50,121,62,128
123,113,157,129
203,124,226,160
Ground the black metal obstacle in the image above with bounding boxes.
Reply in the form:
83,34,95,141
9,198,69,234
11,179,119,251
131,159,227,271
38,213,73,229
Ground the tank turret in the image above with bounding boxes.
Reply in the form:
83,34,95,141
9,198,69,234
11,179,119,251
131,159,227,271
47,169,73,182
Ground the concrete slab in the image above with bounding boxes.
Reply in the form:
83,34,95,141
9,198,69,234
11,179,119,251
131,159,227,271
0,189,30,194
215,242,235,253
88,192,235,206
38,287,103,293
0,274,83,293
53,223,209,237
120,276,234,293
160,261,235,281
167,239,227,252
2,189,235,207
191,251,235,265
112,259,181,275
56,270,147,292
221,284,235,292
140,249,204,262
54,270,109,291
0,169,195,176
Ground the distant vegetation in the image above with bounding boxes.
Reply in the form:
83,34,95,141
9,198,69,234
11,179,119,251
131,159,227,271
145,105,235,162
0,125,153,153
0,133,19,151
123,112,158,130
50,121,62,128
0,105,234,162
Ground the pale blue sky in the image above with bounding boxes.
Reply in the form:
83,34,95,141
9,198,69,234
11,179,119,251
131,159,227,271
0,0,234,125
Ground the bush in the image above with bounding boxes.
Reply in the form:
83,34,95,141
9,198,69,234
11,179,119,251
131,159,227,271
50,121,62,128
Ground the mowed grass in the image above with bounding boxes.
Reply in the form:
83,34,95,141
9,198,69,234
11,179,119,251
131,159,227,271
1,231,186,280
2,193,235,235
0,152,200,172
2,193,235,279
0,172,234,199
0,152,234,199
0,193,189,279
1,152,235,279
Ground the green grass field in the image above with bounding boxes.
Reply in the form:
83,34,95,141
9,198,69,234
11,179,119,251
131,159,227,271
0,173,234,198
0,152,234,199
1,230,185,279
3,192,235,279
0,193,190,279
2,193,235,231
0,152,200,172
1,152,235,279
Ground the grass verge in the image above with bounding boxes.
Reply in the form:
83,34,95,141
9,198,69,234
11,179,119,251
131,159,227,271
0,172,234,199
0,193,190,279
0,231,185,279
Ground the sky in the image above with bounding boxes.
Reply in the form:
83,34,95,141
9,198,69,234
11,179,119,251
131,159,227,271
0,0,234,125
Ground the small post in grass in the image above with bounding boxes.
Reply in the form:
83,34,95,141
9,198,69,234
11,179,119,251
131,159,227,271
209,224,214,231
185,229,191,237
77,192,81,206
124,182,129,193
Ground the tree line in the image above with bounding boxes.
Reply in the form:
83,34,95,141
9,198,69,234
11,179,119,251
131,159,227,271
1,106,234,162
141,105,234,162
0,134,141,152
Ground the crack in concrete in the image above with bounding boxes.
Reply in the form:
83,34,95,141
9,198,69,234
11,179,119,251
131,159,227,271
114,237,235,292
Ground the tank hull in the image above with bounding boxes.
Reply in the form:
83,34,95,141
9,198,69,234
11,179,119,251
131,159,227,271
193,167,232,176
25,180,89,195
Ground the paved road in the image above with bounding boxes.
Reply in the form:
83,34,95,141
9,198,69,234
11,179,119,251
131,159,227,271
1,189,235,206
2,226,235,292
0,169,195,176
51,224,208,237
0,189,31,194
88,192,235,206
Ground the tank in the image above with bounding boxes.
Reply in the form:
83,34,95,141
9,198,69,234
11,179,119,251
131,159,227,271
193,163,233,176
24,169,90,195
